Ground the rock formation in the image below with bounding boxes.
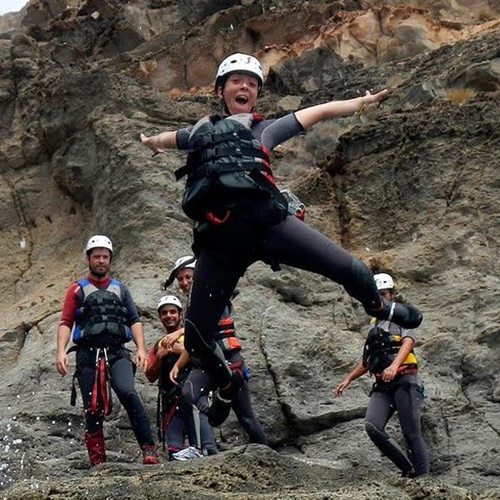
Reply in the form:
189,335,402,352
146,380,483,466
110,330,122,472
0,0,499,498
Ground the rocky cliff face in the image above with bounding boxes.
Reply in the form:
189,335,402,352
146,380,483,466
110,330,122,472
0,1,499,498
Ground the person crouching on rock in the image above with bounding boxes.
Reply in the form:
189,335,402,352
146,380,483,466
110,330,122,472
335,273,429,478
55,235,160,466
140,53,423,427
145,294,218,460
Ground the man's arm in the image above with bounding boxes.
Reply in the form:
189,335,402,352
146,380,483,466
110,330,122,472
56,325,71,376
119,283,148,371
131,321,148,372
169,348,190,385
381,337,415,383
55,283,79,377
161,327,185,349
144,342,168,383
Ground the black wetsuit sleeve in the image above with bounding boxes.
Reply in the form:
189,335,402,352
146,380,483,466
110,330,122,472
176,127,193,150
254,113,305,150
120,283,141,325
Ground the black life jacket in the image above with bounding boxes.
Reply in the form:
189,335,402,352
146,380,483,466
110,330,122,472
362,326,417,374
174,113,288,222
73,278,130,346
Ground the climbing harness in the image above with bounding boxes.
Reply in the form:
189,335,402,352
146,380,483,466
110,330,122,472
89,348,112,416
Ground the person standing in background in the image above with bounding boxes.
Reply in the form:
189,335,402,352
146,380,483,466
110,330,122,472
55,235,160,466
335,273,429,477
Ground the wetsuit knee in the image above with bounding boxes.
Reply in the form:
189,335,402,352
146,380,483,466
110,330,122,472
365,420,383,441
120,390,144,413
181,381,198,407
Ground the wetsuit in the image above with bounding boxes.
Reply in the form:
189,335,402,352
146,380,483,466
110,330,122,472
176,113,391,388
181,304,268,444
60,276,155,447
364,318,429,477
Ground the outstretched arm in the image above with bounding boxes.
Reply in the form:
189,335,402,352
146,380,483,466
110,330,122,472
295,90,388,131
140,130,178,154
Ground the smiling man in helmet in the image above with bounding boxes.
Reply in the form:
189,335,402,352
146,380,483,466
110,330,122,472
335,273,429,478
55,235,159,466
141,53,422,427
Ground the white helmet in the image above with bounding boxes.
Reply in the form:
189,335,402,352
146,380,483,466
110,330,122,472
163,255,196,289
85,235,113,254
374,273,394,291
174,255,196,272
215,53,264,90
157,295,183,313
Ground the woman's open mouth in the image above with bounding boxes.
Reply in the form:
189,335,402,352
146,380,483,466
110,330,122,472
235,95,249,105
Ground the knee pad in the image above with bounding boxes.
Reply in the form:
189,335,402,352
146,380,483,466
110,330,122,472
121,390,144,414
